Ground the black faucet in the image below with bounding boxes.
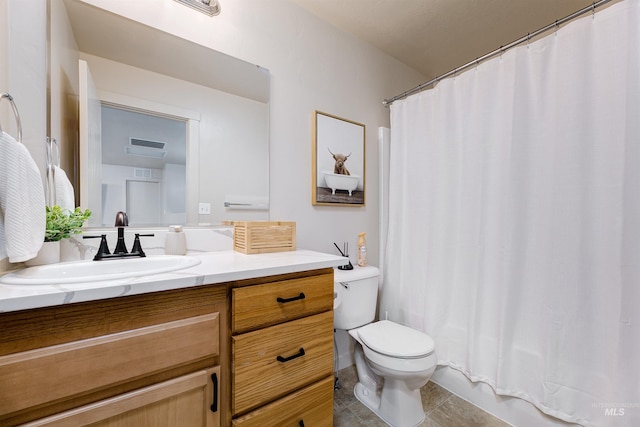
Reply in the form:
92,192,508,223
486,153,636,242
114,211,129,254
83,212,154,261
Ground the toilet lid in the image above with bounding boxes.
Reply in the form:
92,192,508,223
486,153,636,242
357,320,434,358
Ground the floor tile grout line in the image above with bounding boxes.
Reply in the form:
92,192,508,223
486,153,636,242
425,392,454,417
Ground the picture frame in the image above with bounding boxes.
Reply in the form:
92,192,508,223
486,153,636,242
312,111,366,206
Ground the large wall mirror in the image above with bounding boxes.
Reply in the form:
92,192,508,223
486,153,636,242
51,0,270,227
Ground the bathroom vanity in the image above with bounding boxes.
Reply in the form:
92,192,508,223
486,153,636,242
0,250,343,427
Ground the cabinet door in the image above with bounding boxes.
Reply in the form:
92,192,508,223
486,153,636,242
24,367,221,427
1,313,219,418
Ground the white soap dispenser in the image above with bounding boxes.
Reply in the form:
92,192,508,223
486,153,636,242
165,225,187,255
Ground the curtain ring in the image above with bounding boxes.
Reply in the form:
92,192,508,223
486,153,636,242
592,2,596,19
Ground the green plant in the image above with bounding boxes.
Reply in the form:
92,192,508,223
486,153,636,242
44,206,92,242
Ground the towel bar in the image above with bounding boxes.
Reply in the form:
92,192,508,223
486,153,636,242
0,92,23,143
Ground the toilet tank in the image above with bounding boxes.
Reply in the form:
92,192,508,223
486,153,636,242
333,266,380,330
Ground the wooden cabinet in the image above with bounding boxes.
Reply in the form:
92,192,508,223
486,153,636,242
0,265,336,427
230,268,335,426
0,284,227,427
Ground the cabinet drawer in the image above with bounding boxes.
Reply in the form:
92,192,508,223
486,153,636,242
232,376,333,427
232,272,333,333
0,313,219,418
232,311,333,415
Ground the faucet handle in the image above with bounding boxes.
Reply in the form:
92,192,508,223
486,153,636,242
115,211,129,227
131,233,154,257
83,234,111,260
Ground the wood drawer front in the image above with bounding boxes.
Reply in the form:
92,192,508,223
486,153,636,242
232,376,333,427
23,367,221,427
232,311,334,415
0,313,219,417
232,272,333,333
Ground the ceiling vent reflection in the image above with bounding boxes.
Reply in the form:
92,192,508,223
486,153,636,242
174,0,221,16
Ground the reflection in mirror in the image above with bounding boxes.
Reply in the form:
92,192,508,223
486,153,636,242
52,0,270,227
100,105,187,227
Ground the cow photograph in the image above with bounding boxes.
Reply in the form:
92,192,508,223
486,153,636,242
312,111,365,206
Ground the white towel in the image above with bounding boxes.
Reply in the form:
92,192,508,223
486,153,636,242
0,131,46,262
53,165,75,211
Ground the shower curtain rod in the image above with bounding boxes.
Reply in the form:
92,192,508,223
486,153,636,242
383,0,613,107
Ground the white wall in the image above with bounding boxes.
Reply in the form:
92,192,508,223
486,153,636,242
0,0,47,272
0,0,47,176
80,0,425,269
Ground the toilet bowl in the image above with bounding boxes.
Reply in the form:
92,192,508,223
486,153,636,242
334,266,437,427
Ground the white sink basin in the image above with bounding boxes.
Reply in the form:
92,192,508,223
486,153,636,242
0,255,201,285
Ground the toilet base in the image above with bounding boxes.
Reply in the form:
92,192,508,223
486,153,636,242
353,379,425,427
351,342,427,427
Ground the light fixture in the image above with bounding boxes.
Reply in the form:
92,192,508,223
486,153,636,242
174,0,221,16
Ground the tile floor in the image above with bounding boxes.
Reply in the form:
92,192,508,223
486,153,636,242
333,366,511,427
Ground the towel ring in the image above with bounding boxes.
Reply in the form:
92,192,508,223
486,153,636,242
0,92,23,143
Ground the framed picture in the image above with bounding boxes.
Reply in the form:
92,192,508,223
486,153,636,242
312,111,366,206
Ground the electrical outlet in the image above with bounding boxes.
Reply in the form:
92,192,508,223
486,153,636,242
198,202,211,214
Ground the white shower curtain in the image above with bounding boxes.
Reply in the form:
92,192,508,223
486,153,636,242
383,2,639,426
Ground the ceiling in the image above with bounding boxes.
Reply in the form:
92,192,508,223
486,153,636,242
290,0,598,81
64,0,270,103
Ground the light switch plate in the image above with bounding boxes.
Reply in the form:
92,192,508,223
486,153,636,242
198,202,211,214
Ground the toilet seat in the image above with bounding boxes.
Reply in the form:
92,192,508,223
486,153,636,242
357,320,434,358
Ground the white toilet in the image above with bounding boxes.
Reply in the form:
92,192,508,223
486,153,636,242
334,266,436,427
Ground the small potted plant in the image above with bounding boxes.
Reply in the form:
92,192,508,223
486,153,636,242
26,206,92,266
44,206,92,243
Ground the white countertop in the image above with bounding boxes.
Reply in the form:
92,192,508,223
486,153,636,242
0,250,346,313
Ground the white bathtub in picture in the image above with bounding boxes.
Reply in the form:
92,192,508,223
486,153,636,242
323,171,360,196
